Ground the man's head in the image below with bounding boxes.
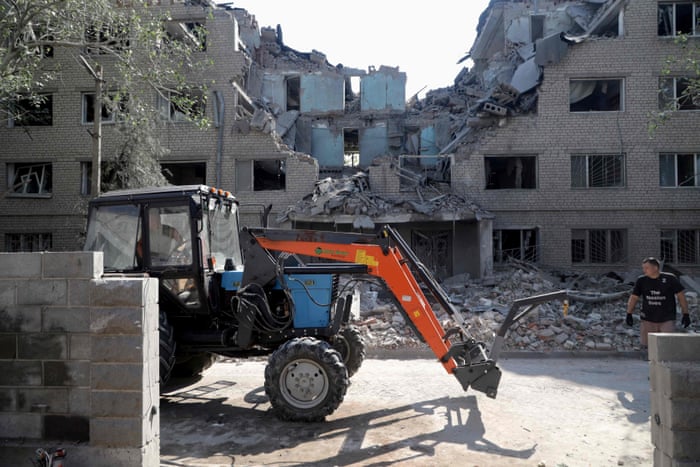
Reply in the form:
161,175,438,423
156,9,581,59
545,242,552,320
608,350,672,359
642,257,661,278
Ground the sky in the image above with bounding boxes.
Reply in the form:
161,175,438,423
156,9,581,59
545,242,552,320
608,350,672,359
223,1,492,99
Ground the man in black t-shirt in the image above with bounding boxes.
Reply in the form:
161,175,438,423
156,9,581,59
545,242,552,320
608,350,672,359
626,257,690,347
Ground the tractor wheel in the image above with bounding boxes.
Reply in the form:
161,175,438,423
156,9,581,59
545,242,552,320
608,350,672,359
265,337,348,422
159,311,177,386
331,325,366,377
172,352,217,377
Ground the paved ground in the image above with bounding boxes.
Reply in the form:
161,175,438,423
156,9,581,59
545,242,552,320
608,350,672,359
160,355,652,467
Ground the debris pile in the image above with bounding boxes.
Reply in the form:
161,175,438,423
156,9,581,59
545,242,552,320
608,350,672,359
353,261,700,353
277,172,491,228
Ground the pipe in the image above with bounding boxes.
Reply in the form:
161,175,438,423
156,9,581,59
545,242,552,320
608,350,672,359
214,90,225,188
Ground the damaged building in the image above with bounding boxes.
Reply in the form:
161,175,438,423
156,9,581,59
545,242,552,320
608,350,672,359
1,0,699,278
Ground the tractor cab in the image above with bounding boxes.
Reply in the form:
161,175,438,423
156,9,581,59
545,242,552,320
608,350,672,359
84,185,242,315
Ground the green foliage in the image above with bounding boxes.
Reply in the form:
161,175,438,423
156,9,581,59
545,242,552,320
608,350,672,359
0,0,214,189
649,34,700,137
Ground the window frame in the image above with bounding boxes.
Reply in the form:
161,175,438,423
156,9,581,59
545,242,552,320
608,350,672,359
571,153,626,189
7,162,53,197
659,77,700,111
661,229,700,264
658,2,700,36
157,89,205,123
5,233,53,252
235,159,287,192
659,152,700,187
571,228,628,264
483,155,538,190
8,94,54,127
569,78,624,113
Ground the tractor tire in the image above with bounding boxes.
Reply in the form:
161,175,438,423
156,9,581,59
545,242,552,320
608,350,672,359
330,325,366,378
159,311,177,386
172,352,217,377
265,337,348,422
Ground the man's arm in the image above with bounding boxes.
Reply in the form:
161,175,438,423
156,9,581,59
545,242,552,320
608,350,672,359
626,294,639,315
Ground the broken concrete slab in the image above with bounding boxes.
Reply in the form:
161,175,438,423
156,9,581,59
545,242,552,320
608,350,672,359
510,57,542,94
275,110,299,137
535,32,569,66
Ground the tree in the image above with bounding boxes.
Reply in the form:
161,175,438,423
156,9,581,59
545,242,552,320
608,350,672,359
649,34,700,134
0,0,213,191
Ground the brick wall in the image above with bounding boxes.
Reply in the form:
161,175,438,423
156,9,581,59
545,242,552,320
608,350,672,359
648,333,700,466
449,0,700,273
0,252,159,466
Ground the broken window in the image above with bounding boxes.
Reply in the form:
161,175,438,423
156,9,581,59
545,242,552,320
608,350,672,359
658,2,699,36
161,162,206,185
493,229,538,264
158,89,205,122
9,94,53,126
484,156,537,189
661,229,700,264
82,92,127,124
571,229,627,264
80,161,92,196
571,154,625,188
162,20,206,51
343,129,360,168
286,76,300,111
85,23,130,54
5,233,52,252
411,230,450,280
7,162,52,196
570,79,623,112
659,77,700,111
235,159,286,192
659,153,700,187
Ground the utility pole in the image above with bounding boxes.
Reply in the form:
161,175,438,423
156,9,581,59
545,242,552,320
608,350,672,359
79,56,103,196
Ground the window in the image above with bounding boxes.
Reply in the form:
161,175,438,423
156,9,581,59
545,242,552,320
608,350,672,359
571,229,627,264
659,77,700,111
80,161,92,196
9,94,53,126
493,229,538,264
658,2,700,36
286,76,300,111
157,89,205,122
484,156,537,189
7,162,52,196
661,229,700,264
163,21,207,51
85,24,130,54
571,154,625,188
161,162,206,185
236,159,286,191
82,93,127,124
569,79,623,112
660,153,700,187
344,129,360,168
5,233,52,252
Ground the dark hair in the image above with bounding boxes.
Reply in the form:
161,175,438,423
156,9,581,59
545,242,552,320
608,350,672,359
642,257,660,267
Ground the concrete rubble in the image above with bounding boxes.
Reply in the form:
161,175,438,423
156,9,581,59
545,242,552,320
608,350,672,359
277,171,491,227
407,0,625,154
351,261,699,353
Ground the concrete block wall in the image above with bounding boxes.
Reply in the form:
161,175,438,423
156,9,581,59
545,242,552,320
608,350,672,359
0,252,159,466
648,333,700,466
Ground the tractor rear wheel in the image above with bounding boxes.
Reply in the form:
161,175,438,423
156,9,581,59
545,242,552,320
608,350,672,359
159,311,176,386
331,325,366,377
265,337,348,422
172,352,217,377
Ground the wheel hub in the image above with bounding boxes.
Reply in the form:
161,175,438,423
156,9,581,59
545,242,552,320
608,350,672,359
281,359,328,408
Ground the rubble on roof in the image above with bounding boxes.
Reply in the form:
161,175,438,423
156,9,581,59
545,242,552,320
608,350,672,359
276,170,492,225
408,0,624,155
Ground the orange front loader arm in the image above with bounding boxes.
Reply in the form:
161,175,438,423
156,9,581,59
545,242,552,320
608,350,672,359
243,225,504,398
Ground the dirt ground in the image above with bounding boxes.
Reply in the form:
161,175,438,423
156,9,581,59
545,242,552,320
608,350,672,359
160,355,652,467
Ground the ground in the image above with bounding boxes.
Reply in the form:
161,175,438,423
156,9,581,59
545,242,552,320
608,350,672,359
160,354,652,467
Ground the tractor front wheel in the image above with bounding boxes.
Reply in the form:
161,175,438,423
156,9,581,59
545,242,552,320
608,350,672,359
265,337,348,422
